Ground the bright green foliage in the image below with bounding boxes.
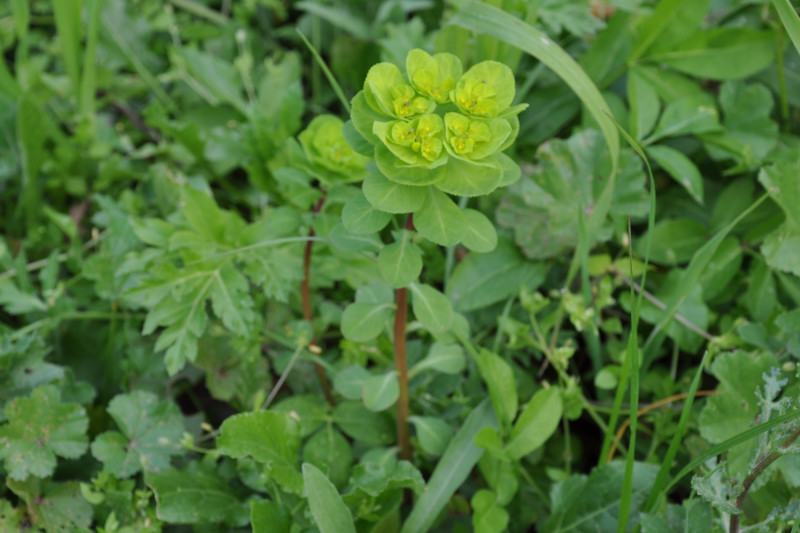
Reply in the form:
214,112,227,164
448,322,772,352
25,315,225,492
90,391,185,478
298,114,370,185
0,385,88,481
7,478,93,532
302,463,357,533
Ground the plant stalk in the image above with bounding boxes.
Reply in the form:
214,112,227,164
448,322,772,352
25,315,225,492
302,196,335,406
730,423,800,533
395,214,415,461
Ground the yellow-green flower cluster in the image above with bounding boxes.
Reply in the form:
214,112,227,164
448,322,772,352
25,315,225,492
298,115,369,185
352,48,527,192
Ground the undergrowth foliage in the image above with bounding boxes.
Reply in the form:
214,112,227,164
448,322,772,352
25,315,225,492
2,0,800,532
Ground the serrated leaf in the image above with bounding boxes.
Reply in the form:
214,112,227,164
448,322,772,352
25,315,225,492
146,463,248,524
362,371,400,412
409,283,454,335
413,188,466,246
90,391,185,478
0,386,88,481
378,231,422,288
302,463,357,533
505,387,562,460
217,411,303,493
7,478,92,532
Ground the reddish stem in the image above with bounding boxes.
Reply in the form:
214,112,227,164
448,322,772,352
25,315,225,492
302,196,335,406
395,213,415,461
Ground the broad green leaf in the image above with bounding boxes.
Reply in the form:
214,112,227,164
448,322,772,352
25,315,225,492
329,223,383,253
333,401,394,446
0,499,21,531
433,155,505,197
772,0,800,56
697,237,742,301
362,371,400,412
448,238,546,311
649,28,777,81
414,188,467,246
7,478,92,532
146,464,247,525
543,462,659,533
759,160,800,230
178,48,247,114
0,386,88,481
0,280,47,314
378,231,423,288
51,0,82,102
645,94,720,143
630,0,711,60
505,387,562,460
475,349,517,430
449,0,619,180
640,500,712,533
408,416,453,456
251,500,291,533
342,192,392,234
461,209,498,253
401,399,497,533
746,258,777,321
303,463,357,533
409,283,454,335
271,395,328,438
472,489,509,533
91,391,184,478
627,68,660,140
333,366,371,400
409,342,467,377
363,168,429,214
636,219,707,265
346,447,425,498
302,428,353,489
0,335,64,410
761,224,800,276
478,453,519,506
217,411,303,493
341,302,394,342
646,145,703,204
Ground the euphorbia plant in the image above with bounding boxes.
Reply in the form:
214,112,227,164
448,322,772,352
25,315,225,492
340,48,528,459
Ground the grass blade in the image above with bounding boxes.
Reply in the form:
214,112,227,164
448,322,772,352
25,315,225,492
772,0,800,56
296,29,351,114
51,0,82,103
79,0,101,122
400,399,497,533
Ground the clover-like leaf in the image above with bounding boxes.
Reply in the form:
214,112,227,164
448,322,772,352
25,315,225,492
364,63,435,119
90,390,185,478
451,61,516,117
373,114,448,168
406,48,462,104
298,114,370,185
0,386,89,481
444,113,512,161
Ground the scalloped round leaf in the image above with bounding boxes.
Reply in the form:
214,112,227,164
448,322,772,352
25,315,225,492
414,188,467,246
341,302,394,342
408,416,453,456
433,156,503,198
362,372,400,412
342,192,392,234
461,209,498,253
378,231,422,288
363,168,429,214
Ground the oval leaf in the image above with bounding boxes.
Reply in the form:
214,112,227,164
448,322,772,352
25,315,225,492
362,371,400,412
505,387,563,460
302,463,356,533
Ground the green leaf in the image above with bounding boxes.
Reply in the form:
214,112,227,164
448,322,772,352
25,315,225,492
401,399,497,533
645,94,721,143
472,489,509,533
271,395,328,438
649,28,777,81
414,188,467,246
408,416,453,456
302,463,357,533
759,160,800,230
333,366,371,401
342,191,392,234
362,371,400,412
378,231,423,288
177,48,247,114
630,0,711,60
637,218,707,266
363,168,429,214
0,280,47,314
251,500,291,533
505,387,562,460
409,342,467,377
409,283,454,335
646,145,703,204
302,428,353,489
433,155,504,197
333,401,395,446
772,0,800,56
461,209,498,253
448,239,546,311
346,447,425,498
746,258,777,321
761,224,800,276
0,386,88,481
543,462,659,533
329,223,383,253
90,391,185,478
341,302,394,342
7,478,92,532
475,349,517,430
627,67,660,140
146,463,247,525
697,237,742,301
217,411,303,493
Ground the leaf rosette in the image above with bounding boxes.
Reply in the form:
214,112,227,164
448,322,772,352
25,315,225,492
406,49,462,104
298,114,370,185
